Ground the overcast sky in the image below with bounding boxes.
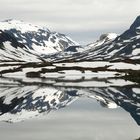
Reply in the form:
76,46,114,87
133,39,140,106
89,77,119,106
0,0,140,44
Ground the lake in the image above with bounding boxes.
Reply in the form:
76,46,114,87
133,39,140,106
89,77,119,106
0,76,140,140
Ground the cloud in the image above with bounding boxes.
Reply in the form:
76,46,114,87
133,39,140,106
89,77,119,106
0,0,140,43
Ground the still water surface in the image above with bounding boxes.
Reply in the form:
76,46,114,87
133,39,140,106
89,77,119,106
0,77,140,140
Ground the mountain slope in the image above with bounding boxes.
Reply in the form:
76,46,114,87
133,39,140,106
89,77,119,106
0,19,78,62
49,16,140,62
0,30,45,62
1,17,140,63
87,33,117,49
83,16,140,61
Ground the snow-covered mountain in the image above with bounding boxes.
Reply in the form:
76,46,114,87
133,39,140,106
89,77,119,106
50,16,140,62
1,16,140,62
0,19,78,62
62,33,118,54
89,15,140,60
0,30,43,62
87,33,118,49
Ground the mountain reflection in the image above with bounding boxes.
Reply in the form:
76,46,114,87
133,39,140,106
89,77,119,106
0,78,140,125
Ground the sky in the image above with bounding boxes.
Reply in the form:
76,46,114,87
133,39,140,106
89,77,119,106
0,0,140,44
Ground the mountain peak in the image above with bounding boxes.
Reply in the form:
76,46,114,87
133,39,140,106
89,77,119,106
2,19,23,23
130,15,140,30
0,19,43,33
0,19,78,61
99,33,117,41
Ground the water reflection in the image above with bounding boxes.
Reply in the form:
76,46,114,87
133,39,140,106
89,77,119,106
0,77,140,125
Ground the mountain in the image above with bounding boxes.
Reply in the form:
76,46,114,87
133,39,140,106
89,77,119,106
0,19,78,62
81,16,140,61
1,17,140,63
62,33,118,53
0,30,44,62
50,16,140,62
87,33,118,48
